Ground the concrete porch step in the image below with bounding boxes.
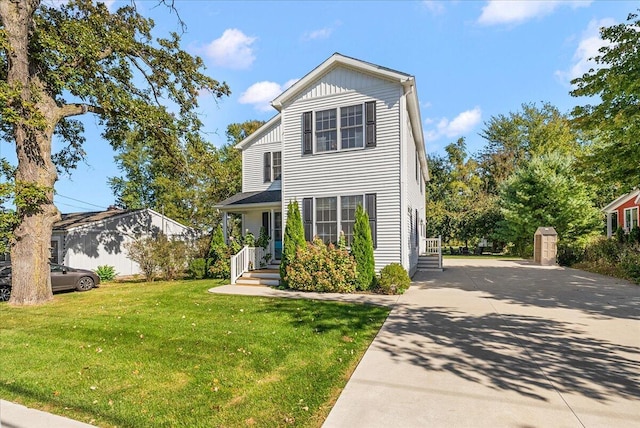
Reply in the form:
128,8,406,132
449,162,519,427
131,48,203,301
235,277,281,287
242,270,280,280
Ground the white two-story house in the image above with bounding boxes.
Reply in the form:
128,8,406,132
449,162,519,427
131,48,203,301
215,53,431,277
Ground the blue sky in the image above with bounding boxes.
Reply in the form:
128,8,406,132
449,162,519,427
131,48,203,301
1,0,634,213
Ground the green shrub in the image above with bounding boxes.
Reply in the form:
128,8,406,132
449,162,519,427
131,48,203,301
615,227,626,244
188,258,207,279
630,227,640,244
242,230,256,247
583,236,621,265
286,238,357,293
620,245,640,283
351,204,375,290
281,200,306,287
377,263,411,295
125,237,157,281
557,244,584,266
96,265,117,282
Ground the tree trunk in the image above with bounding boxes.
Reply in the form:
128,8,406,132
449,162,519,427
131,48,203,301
2,0,60,305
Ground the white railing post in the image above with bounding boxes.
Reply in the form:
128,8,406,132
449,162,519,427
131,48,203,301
231,246,267,284
438,235,443,269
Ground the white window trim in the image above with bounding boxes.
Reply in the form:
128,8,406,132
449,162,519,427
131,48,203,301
624,207,639,231
272,151,282,181
312,103,366,155
312,194,366,245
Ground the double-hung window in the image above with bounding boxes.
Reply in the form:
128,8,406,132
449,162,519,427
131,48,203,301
263,151,282,182
341,105,363,149
625,207,639,231
303,194,377,247
304,101,375,154
272,151,282,180
341,195,362,245
315,109,337,152
316,197,338,244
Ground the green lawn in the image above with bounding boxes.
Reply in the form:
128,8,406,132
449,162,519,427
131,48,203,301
0,280,389,427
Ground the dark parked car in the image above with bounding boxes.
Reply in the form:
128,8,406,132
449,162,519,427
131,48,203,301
0,264,100,302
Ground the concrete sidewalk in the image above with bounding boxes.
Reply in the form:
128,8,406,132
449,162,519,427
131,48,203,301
323,259,640,427
0,400,96,428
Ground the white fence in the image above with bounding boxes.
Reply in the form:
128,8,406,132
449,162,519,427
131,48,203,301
423,236,443,270
230,246,266,284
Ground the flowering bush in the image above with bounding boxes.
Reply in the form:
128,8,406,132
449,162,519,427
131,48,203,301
286,238,357,293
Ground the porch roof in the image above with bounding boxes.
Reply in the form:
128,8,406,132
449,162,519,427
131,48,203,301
215,190,281,210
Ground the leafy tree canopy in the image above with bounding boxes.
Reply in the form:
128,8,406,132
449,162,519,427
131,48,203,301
570,11,640,190
497,152,602,256
0,0,229,304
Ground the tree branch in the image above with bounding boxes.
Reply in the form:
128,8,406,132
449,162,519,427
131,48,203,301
57,103,104,120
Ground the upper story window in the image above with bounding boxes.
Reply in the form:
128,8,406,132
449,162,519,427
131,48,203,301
263,151,282,183
315,109,337,152
272,151,282,180
341,105,363,149
303,101,376,155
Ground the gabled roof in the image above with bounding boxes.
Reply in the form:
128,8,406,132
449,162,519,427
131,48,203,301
235,53,429,182
54,208,190,232
602,189,640,213
54,209,135,231
271,53,413,110
235,114,281,151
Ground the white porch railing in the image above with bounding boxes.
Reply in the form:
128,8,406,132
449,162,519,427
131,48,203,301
424,236,443,269
230,246,266,284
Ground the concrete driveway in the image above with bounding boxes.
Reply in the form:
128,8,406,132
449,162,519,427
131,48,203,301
324,259,640,428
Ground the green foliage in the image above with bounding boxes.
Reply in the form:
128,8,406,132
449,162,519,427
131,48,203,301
242,230,256,247
187,258,207,280
351,204,375,290
616,227,626,244
497,153,602,257
95,265,117,282
125,237,157,281
377,263,411,295
571,11,640,190
286,238,358,293
125,234,189,281
280,200,305,286
337,230,347,250
207,225,232,279
153,234,188,281
256,226,271,267
571,236,640,284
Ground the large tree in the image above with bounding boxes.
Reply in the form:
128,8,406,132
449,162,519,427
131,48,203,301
0,0,229,304
496,153,602,256
570,11,640,190
478,102,579,194
110,120,263,231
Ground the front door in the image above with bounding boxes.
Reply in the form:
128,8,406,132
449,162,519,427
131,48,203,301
274,211,282,260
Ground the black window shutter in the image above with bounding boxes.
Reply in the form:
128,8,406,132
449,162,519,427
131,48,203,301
365,193,377,248
303,112,313,154
365,101,376,147
262,212,270,231
263,152,271,182
302,198,313,241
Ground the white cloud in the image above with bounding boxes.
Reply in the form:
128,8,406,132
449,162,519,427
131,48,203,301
424,107,482,142
478,0,592,26
555,18,616,84
423,1,445,15
239,79,299,111
203,29,257,70
302,27,334,41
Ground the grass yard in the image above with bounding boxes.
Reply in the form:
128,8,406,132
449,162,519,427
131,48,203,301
0,280,389,427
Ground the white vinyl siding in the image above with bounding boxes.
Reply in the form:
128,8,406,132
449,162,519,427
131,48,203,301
241,118,282,192
281,68,403,272
242,138,282,192
404,112,426,275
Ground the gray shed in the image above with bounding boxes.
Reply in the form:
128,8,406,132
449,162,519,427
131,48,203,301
534,227,557,266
